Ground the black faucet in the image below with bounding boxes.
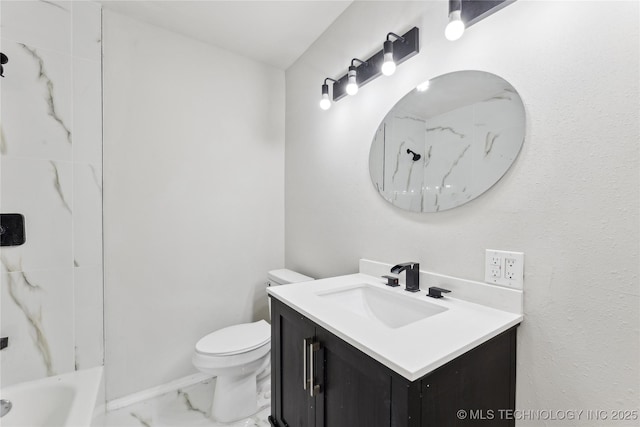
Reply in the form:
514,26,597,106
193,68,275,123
427,287,451,299
390,262,420,292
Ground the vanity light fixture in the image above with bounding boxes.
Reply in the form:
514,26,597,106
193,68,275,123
445,0,466,41
381,33,406,76
346,58,367,96
320,78,338,110
321,27,419,106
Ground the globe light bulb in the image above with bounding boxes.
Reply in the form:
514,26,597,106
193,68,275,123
381,52,396,76
445,10,465,41
346,66,358,96
320,94,331,110
381,40,396,76
319,83,331,110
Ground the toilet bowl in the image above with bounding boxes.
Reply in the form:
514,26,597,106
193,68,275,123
192,269,313,423
192,320,271,423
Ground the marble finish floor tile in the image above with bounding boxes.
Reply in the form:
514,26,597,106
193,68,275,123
93,377,271,427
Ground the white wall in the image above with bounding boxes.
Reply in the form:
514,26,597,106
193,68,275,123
285,1,639,425
0,0,103,386
103,11,285,400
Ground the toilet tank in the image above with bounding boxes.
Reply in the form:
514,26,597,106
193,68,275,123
267,269,314,287
267,269,313,318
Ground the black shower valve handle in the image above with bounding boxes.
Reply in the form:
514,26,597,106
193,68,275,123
406,148,421,161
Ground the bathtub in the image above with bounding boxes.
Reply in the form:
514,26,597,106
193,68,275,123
0,366,102,427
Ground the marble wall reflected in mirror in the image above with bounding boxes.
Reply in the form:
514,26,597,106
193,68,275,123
369,71,525,212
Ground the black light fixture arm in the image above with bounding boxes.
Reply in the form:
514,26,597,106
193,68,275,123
351,58,367,67
321,78,338,97
321,77,339,95
386,32,406,42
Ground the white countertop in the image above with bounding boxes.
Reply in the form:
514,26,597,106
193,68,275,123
268,268,523,382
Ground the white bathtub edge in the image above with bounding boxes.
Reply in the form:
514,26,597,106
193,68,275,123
1,366,104,427
71,367,104,425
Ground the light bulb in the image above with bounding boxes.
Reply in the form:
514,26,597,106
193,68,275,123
319,83,331,110
445,10,465,41
346,82,358,96
381,40,396,76
346,66,358,96
320,94,331,110
381,52,396,76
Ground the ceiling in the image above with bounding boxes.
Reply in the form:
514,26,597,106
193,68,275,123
101,1,353,70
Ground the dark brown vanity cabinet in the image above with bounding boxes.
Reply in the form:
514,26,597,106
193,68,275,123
269,298,391,427
269,298,518,427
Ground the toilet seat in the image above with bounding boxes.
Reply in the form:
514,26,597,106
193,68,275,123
192,320,271,374
195,320,270,356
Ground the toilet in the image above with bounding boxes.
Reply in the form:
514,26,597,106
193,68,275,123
192,269,313,423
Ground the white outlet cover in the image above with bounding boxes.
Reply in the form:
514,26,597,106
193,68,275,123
485,249,524,289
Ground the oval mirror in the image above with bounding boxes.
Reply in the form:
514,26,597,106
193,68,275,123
369,70,525,212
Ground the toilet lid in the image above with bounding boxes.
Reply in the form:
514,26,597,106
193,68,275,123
195,320,270,356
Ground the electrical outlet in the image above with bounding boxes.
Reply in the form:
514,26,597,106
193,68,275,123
485,250,525,289
490,265,501,278
504,258,516,279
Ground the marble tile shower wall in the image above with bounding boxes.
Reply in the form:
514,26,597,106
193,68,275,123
0,1,103,386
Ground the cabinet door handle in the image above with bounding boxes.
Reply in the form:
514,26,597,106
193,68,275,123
309,341,321,397
303,337,312,391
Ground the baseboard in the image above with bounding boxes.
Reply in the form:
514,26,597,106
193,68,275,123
106,372,212,412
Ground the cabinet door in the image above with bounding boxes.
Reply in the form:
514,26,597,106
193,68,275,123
421,328,517,427
271,299,316,427
315,325,392,427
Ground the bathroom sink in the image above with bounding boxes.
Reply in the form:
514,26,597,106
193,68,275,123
317,284,447,329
